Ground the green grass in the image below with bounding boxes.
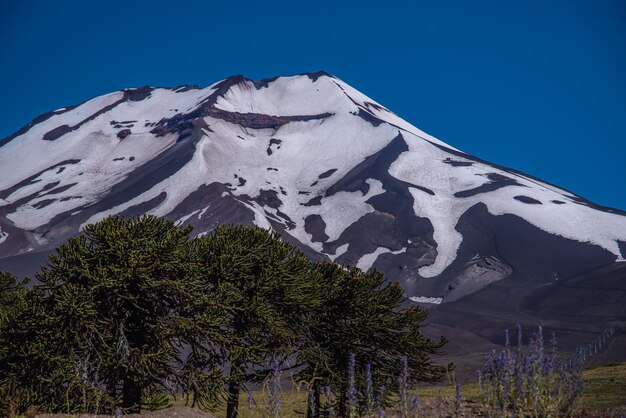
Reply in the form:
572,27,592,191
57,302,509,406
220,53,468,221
577,362,626,411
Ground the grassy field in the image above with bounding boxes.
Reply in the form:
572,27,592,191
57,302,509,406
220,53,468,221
577,363,626,413
168,362,626,417
31,362,626,417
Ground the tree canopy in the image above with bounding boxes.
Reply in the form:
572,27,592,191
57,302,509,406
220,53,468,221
296,263,447,417
0,216,448,417
191,225,325,418
0,216,227,414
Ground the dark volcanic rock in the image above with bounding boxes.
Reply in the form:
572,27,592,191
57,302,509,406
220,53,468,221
318,169,337,179
153,108,332,136
123,86,153,101
117,129,132,139
514,195,542,204
304,214,329,243
43,125,73,141
455,173,522,198
442,157,473,167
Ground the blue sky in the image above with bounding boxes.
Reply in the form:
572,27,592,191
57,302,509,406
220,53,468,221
1,0,625,209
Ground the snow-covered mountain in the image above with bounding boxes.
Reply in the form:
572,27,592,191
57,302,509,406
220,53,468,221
1,72,625,309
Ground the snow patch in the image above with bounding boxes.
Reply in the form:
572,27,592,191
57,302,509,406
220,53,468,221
328,243,349,261
177,209,201,225
409,296,443,305
198,206,210,219
357,246,407,271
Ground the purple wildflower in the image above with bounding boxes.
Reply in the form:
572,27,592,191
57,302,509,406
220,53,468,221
307,386,316,418
408,394,419,415
398,355,409,417
454,383,462,418
365,362,374,413
247,390,255,408
323,385,334,417
347,353,358,417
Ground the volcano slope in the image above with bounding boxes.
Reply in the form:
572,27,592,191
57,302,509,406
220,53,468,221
1,72,625,358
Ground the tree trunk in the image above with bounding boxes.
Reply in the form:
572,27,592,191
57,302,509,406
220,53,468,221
226,379,241,418
337,382,347,418
122,375,142,413
227,317,244,418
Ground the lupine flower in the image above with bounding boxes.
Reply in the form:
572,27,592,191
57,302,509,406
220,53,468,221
365,362,374,413
409,394,419,413
398,355,410,417
307,386,316,418
247,390,255,408
478,325,583,417
347,353,358,417
323,385,334,417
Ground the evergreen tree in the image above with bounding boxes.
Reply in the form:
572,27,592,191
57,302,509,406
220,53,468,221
191,225,324,418
0,215,227,414
0,271,27,330
296,263,448,418
0,219,450,417
0,272,30,416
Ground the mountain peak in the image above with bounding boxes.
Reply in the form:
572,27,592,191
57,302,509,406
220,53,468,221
0,73,625,304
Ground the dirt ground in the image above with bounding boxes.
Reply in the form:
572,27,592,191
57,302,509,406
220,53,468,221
34,407,215,418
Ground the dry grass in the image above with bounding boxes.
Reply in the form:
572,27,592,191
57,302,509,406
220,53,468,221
31,362,626,418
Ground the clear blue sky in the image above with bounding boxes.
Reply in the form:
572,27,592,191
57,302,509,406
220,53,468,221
1,0,625,209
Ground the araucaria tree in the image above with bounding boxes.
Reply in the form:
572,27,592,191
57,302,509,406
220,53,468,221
190,225,324,418
0,218,449,417
0,272,30,416
296,263,448,418
0,215,227,414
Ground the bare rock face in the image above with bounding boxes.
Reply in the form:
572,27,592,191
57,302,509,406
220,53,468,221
1,72,625,355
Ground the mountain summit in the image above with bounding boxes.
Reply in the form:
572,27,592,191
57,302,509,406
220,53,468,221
1,73,625,346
